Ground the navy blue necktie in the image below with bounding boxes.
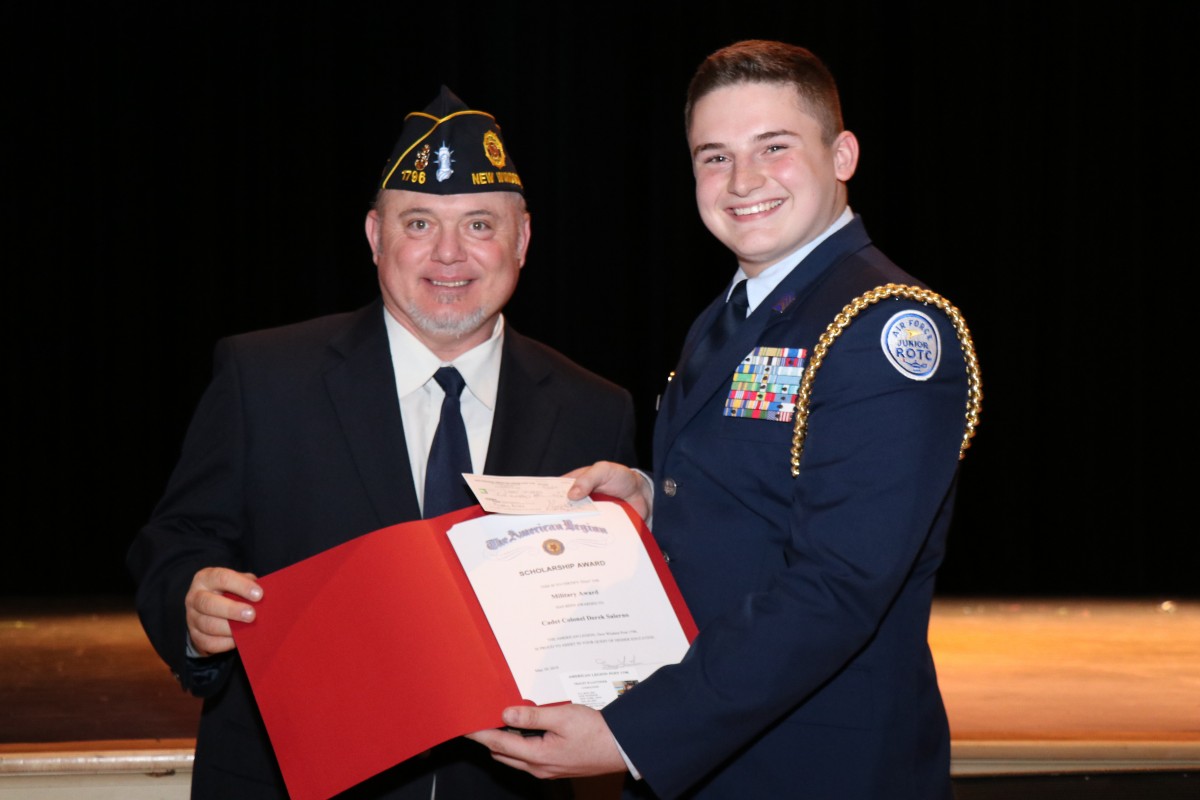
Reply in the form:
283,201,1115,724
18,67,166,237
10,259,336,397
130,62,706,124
681,279,749,395
423,367,474,518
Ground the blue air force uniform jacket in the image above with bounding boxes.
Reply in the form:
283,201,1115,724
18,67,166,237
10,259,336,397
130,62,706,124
602,216,968,800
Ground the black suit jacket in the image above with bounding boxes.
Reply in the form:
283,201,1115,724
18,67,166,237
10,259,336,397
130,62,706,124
128,300,637,799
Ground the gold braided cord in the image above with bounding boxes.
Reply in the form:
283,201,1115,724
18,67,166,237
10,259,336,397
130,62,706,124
790,283,983,478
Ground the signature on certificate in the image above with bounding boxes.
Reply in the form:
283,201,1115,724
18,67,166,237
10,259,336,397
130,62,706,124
597,655,643,669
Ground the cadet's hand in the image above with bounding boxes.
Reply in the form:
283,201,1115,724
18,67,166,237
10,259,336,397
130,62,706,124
185,567,262,657
467,703,627,779
564,461,652,520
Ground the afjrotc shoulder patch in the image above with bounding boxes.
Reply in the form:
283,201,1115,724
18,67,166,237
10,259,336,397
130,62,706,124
723,347,806,421
881,309,941,380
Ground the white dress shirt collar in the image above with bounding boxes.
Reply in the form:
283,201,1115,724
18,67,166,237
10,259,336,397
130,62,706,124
732,206,856,314
383,311,504,410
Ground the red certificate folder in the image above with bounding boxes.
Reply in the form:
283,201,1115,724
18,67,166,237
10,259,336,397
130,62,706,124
231,497,696,800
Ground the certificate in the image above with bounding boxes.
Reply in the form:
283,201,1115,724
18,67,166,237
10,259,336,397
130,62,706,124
231,495,695,800
448,501,693,709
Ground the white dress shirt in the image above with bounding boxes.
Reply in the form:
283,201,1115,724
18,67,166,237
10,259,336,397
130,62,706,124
383,309,504,517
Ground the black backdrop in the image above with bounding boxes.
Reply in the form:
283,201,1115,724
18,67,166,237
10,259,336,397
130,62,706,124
7,2,1193,599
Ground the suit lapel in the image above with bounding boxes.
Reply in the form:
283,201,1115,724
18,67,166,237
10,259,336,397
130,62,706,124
485,330,560,475
323,302,421,525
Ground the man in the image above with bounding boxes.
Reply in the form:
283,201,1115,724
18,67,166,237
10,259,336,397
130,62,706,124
468,40,980,799
127,86,637,799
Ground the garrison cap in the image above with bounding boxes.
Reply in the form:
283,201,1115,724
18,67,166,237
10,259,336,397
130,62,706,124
378,85,523,195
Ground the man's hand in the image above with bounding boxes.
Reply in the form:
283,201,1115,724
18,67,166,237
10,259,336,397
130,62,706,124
466,703,627,780
564,461,652,521
185,567,262,657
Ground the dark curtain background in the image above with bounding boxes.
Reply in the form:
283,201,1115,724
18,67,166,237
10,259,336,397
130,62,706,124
6,2,1193,599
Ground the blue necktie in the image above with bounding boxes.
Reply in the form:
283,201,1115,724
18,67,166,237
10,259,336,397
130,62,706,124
681,279,749,395
423,367,474,518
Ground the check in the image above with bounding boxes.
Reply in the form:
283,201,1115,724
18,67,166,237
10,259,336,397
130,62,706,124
448,500,694,709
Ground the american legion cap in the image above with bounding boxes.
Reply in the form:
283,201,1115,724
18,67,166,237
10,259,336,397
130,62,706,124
378,85,523,196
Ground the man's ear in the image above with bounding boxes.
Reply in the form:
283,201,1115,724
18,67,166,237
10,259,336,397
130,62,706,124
832,130,860,181
364,209,382,262
516,212,532,268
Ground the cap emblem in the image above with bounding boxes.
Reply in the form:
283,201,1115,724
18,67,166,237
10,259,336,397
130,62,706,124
434,143,455,182
483,130,506,168
414,143,431,171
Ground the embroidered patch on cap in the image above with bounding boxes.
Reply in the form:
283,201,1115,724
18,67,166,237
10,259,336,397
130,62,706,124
881,310,941,380
723,347,806,421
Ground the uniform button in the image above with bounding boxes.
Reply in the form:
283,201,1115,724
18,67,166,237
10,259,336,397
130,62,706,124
662,552,671,563
662,478,677,497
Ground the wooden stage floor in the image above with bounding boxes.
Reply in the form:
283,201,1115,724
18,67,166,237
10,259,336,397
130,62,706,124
2,596,1197,791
